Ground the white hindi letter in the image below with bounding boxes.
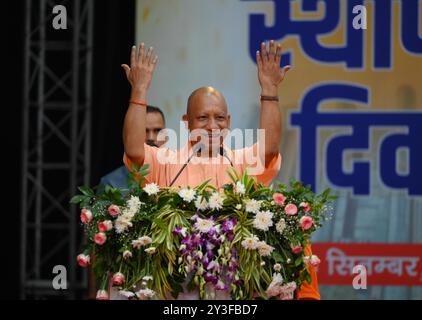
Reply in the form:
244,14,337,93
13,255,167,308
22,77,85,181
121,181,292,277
352,264,367,289
52,5,68,30
352,5,367,30
52,265,67,290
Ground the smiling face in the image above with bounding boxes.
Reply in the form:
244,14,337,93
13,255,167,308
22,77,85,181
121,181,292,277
183,87,231,154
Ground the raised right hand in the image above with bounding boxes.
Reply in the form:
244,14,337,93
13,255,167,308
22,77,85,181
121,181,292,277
121,43,158,92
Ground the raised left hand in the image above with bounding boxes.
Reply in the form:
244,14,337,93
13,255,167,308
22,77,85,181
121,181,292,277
256,40,291,95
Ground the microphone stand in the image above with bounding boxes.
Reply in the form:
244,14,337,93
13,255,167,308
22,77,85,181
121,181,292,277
169,143,204,187
219,145,234,167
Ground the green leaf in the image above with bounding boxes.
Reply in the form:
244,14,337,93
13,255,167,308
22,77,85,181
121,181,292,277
152,218,166,230
154,230,167,244
295,256,303,267
69,195,85,204
304,269,312,284
195,179,211,193
78,186,94,196
227,169,237,184
131,162,139,172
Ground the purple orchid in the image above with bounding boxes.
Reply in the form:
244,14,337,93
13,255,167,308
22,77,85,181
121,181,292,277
221,218,237,232
173,226,187,237
215,279,228,291
194,250,203,260
206,242,215,252
176,218,242,292
207,260,216,271
207,228,217,237
206,250,214,259
226,271,234,280
226,231,235,242
204,272,218,284
202,255,209,266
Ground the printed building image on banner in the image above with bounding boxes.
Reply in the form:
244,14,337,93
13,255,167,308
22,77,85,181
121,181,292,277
136,0,422,299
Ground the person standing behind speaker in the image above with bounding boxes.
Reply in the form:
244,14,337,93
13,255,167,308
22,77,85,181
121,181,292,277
99,105,166,189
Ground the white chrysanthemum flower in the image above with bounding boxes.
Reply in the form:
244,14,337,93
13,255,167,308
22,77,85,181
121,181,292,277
136,288,156,300
208,192,225,210
194,196,208,211
235,182,246,195
178,188,196,203
125,206,137,216
194,218,215,233
257,241,275,257
276,218,286,234
273,263,282,272
272,272,284,285
121,206,136,218
114,216,133,234
138,236,152,246
244,199,262,214
119,290,135,298
143,183,160,195
123,250,132,259
142,275,153,281
131,236,152,249
131,239,144,249
241,235,260,250
127,195,142,211
235,204,242,210
145,247,156,255
114,205,138,233
253,210,274,231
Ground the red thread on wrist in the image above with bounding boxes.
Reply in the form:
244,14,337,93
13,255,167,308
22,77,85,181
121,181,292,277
128,100,147,107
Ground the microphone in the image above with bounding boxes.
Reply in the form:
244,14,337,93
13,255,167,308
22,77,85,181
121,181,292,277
169,143,204,187
219,145,234,167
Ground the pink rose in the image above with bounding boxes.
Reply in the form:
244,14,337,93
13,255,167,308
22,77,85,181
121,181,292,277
285,203,298,216
98,220,113,232
300,202,311,213
96,290,109,300
291,244,303,254
76,253,90,268
273,193,286,206
310,255,321,267
94,232,107,245
112,272,125,286
107,204,120,217
299,216,313,230
80,208,92,224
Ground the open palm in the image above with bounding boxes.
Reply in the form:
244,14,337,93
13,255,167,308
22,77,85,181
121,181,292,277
256,40,291,93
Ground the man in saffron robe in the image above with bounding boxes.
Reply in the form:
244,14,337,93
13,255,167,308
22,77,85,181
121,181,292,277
120,41,319,300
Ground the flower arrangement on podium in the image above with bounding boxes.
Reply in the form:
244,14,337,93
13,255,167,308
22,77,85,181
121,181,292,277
71,164,335,300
